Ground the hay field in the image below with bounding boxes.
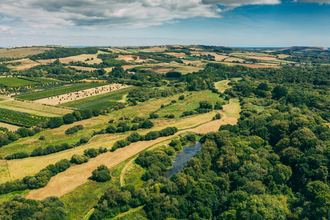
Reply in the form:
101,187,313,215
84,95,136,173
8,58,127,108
191,51,228,61
0,122,20,131
37,54,102,65
149,67,174,74
139,46,167,52
0,100,72,117
164,52,186,57
0,47,53,58
173,66,203,74
34,84,129,105
116,55,147,63
6,59,40,70
69,66,97,72
0,77,38,87
278,54,291,59
224,57,245,63
17,83,108,100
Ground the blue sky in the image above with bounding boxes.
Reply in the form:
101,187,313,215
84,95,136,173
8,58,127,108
0,0,329,47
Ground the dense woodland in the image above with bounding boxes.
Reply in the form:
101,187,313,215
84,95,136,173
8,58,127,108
1,46,330,219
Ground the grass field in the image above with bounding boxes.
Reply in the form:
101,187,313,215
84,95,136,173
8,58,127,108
21,77,60,83
0,101,72,117
214,80,230,93
59,86,133,110
0,122,21,131
0,77,38,87
0,47,53,58
17,83,108,100
6,58,40,70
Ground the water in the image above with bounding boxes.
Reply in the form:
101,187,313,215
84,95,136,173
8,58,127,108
164,142,202,178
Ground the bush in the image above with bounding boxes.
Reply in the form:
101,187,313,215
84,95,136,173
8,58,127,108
179,95,185,100
84,148,99,158
91,165,111,182
99,146,107,153
31,147,43,157
70,154,89,164
166,71,182,77
39,134,46,140
149,113,159,119
199,101,213,110
5,152,29,160
48,117,64,129
106,125,116,133
181,111,194,117
80,136,90,144
112,140,130,151
55,159,71,172
63,113,75,124
171,100,177,103
131,124,139,130
214,101,223,110
92,109,100,116
43,145,57,155
16,127,29,138
126,132,142,143
140,119,154,129
160,127,178,136
145,131,160,140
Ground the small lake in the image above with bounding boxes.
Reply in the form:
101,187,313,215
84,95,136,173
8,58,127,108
164,142,202,178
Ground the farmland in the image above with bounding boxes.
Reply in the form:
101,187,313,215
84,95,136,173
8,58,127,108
17,83,108,100
0,46,54,58
0,77,38,87
59,86,133,109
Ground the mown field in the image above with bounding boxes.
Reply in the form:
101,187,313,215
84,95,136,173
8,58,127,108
59,86,134,110
17,83,108,100
0,77,38,87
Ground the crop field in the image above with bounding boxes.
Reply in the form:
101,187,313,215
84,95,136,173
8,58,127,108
224,57,245,63
68,66,97,72
37,54,103,65
139,46,167,52
173,66,203,74
0,46,53,58
149,66,174,73
59,86,133,110
164,52,186,57
0,100,72,117
35,84,130,105
184,56,200,60
191,51,228,61
0,77,39,87
17,83,108,100
6,58,40,70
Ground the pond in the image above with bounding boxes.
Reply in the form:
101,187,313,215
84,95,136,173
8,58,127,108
164,142,202,178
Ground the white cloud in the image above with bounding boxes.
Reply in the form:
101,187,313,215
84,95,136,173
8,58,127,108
0,0,283,30
294,0,330,3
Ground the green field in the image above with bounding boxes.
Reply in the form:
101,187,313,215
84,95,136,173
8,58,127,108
59,86,134,110
184,56,200,60
17,83,108,100
21,77,61,83
0,77,38,87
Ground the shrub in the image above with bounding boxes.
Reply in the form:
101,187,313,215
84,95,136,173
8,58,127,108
140,119,154,129
126,132,142,143
131,124,139,130
214,101,223,110
109,119,114,123
179,95,185,100
160,127,178,136
63,113,75,124
31,147,43,157
43,145,57,155
39,134,46,140
91,165,111,182
181,111,194,117
84,148,99,158
16,127,29,138
70,154,89,164
106,125,116,133
199,101,213,110
145,131,160,140
112,140,130,151
99,146,107,153
5,152,29,160
80,136,90,144
165,148,175,156
55,159,71,172
47,117,64,129
92,109,100,116
171,100,177,103
149,113,159,119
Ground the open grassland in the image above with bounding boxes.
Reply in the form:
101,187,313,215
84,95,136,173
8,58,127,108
182,60,206,67
35,84,129,105
155,90,224,118
173,66,203,74
191,51,228,61
0,77,38,87
164,52,186,57
116,55,147,63
68,66,97,72
0,122,20,131
37,54,103,65
224,57,245,63
59,86,133,110
17,83,108,100
6,58,40,70
21,77,60,83
139,46,167,53
0,160,11,184
0,101,72,117
214,80,230,93
221,62,281,69
149,66,174,73
0,47,53,58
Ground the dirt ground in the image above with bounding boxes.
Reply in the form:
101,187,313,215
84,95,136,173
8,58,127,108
34,84,130,105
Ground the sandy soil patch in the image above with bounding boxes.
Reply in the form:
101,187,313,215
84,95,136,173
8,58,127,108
69,66,97,72
34,84,130,105
6,58,40,70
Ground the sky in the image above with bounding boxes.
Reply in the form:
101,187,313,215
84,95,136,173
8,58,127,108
0,0,330,47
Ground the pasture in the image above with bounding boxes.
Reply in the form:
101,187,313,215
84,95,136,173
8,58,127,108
59,86,133,110
0,100,72,117
6,58,40,70
17,83,108,100
35,84,130,105
0,122,20,131
139,46,167,52
191,51,228,61
37,54,103,65
0,46,53,58
224,57,245,63
0,77,38,87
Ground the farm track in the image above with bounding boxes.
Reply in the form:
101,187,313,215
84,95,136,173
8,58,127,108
27,115,238,200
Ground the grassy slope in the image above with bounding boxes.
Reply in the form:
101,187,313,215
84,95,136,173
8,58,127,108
17,83,108,100
0,78,38,87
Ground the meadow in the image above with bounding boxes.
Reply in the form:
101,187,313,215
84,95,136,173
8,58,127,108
0,77,38,87
0,47,53,58
17,83,108,100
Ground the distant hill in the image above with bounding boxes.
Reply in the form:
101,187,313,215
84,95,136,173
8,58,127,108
270,46,329,55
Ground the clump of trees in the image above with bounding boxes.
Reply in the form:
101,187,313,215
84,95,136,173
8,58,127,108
65,125,84,135
90,165,111,182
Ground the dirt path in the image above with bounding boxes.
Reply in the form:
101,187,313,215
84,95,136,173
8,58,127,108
120,157,137,187
27,116,237,200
